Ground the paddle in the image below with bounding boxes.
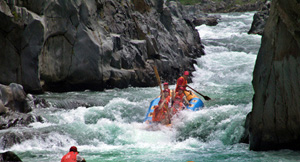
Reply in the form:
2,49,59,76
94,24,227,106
153,65,171,124
186,85,211,101
153,65,163,93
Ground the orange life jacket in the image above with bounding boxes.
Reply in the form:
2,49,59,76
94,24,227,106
175,92,185,101
175,76,187,92
152,102,168,122
165,96,171,103
61,152,78,162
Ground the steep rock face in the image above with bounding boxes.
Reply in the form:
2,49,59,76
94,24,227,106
0,1,44,93
0,0,204,93
250,0,300,151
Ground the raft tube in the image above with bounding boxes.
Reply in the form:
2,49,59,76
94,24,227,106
143,94,204,123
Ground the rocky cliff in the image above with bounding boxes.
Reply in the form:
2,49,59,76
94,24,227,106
0,0,204,93
250,0,300,151
248,1,271,35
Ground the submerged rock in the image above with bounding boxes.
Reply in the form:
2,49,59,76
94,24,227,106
249,0,300,151
181,0,265,13
182,4,220,27
0,151,22,162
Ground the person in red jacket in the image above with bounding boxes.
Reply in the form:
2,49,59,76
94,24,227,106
175,71,189,92
171,96,186,116
174,87,191,106
152,99,170,125
61,146,86,162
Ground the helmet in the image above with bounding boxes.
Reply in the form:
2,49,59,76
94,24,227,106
163,82,169,85
183,71,189,76
179,87,185,91
70,146,78,152
163,89,170,93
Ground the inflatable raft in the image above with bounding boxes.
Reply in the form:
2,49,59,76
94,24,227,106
143,91,204,123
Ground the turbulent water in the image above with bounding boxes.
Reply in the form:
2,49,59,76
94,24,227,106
2,12,300,162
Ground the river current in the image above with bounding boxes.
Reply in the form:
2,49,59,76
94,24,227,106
2,12,300,162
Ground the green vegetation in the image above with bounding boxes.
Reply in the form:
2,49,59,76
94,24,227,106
11,11,20,21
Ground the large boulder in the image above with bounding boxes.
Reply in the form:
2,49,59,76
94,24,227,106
0,83,30,113
182,4,220,27
0,0,205,93
0,83,46,130
249,0,300,151
248,1,271,35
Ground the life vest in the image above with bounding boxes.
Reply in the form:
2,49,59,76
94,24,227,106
175,76,187,92
165,96,171,103
184,91,197,101
61,152,78,162
152,101,168,122
171,102,184,115
175,92,185,101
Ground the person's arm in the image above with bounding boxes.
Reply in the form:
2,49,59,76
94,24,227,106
76,155,85,162
183,96,191,106
158,100,166,110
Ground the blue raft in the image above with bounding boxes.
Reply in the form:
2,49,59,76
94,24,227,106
143,93,204,123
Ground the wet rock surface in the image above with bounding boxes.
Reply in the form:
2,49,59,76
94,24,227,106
248,1,271,35
249,0,300,151
0,0,205,93
0,151,22,162
0,83,47,130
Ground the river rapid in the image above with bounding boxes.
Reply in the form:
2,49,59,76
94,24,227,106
2,12,300,162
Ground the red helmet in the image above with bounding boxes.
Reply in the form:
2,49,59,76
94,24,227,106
184,71,189,76
163,82,169,85
70,146,78,152
179,87,185,91
163,89,170,93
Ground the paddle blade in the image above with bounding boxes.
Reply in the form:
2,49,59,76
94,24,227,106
204,96,211,101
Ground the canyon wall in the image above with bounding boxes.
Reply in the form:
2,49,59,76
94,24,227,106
0,0,204,93
250,0,300,151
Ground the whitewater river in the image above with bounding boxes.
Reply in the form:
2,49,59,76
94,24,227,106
2,12,300,162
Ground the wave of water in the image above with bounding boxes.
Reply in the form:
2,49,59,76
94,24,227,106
2,12,300,162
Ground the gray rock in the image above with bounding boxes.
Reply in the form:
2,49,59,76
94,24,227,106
248,1,271,35
249,0,300,151
0,0,205,93
0,4,44,93
0,151,22,162
0,100,8,115
182,0,265,13
193,16,219,26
